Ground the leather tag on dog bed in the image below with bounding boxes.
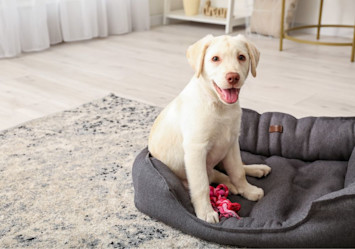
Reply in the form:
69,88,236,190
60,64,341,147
269,125,283,133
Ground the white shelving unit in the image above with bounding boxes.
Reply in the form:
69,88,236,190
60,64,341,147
163,0,248,34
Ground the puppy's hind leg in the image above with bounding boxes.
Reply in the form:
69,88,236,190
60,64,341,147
244,164,271,178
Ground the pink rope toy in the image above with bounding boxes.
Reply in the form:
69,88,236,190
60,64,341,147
209,184,241,219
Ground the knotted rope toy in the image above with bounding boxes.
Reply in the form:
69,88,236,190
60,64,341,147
209,184,241,219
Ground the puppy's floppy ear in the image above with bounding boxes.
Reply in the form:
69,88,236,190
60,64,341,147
245,40,260,77
186,34,214,77
235,34,260,77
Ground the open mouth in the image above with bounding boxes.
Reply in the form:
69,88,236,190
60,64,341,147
213,82,240,104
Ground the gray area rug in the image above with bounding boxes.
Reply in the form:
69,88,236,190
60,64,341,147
0,94,226,248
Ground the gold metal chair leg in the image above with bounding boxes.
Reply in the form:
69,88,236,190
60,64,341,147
279,0,353,62
279,0,286,51
316,0,324,40
351,24,355,62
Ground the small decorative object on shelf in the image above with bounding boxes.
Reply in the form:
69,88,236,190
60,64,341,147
183,0,200,16
203,0,227,18
164,0,246,34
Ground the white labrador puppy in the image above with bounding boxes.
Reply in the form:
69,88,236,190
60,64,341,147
148,34,271,223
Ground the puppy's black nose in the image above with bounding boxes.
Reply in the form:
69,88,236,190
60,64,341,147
226,72,240,85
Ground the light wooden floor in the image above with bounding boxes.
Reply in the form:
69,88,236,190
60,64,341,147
0,23,354,131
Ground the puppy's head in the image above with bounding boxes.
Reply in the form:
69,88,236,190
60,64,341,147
186,34,260,105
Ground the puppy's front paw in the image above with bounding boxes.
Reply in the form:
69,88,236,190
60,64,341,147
244,164,271,178
226,182,238,195
196,208,219,223
240,184,264,201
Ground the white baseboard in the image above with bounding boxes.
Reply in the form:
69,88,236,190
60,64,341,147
150,14,164,27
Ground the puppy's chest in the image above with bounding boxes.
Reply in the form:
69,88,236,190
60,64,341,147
206,122,239,167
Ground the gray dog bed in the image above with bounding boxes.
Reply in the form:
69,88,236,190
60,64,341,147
132,109,355,247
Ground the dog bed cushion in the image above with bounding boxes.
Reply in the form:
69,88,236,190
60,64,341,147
132,109,355,247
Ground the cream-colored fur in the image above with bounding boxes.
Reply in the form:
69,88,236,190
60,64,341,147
148,34,271,223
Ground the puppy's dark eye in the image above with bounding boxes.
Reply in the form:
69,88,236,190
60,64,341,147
238,55,246,61
212,56,220,62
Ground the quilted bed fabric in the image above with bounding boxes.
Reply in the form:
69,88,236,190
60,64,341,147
132,109,355,247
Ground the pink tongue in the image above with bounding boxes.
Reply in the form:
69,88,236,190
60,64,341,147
221,88,238,103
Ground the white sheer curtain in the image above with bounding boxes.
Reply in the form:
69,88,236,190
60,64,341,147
0,0,150,58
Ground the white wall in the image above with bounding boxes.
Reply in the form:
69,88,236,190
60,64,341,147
150,0,354,38
149,0,183,25
150,0,183,16
295,0,354,38
149,0,162,16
